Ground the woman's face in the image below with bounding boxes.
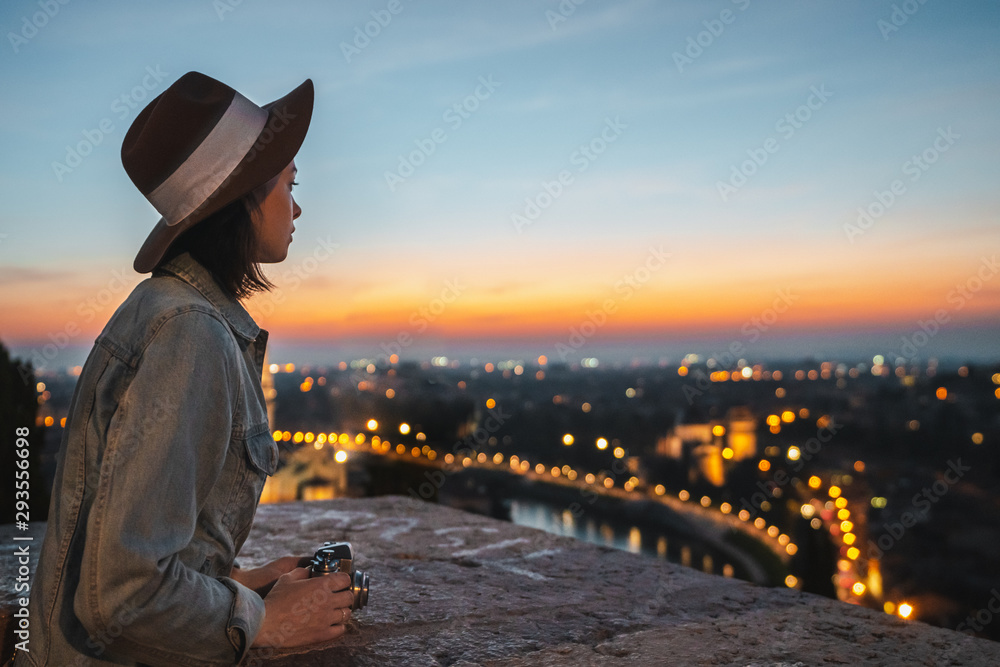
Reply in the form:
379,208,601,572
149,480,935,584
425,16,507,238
252,160,301,263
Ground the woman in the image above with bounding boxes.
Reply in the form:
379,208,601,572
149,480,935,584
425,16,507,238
15,72,353,667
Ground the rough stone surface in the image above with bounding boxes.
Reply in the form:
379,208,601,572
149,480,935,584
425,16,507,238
3,497,999,666
235,497,1000,666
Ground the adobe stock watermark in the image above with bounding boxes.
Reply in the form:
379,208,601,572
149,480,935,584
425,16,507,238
511,116,626,233
717,85,832,202
340,0,409,63
384,75,501,192
52,66,170,182
895,254,997,361
546,0,587,31
7,0,70,53
555,244,670,361
737,418,844,520
956,589,1000,635
378,277,466,363
17,266,139,385
407,404,512,502
866,458,969,561
672,0,751,74
843,126,959,243
877,0,931,41
245,236,341,325
683,288,798,404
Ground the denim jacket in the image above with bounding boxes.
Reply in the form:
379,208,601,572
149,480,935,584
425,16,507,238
15,251,278,666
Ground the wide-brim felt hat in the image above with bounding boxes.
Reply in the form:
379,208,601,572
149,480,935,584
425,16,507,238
123,71,314,273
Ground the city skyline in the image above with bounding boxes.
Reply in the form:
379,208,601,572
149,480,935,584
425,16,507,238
2,1,999,370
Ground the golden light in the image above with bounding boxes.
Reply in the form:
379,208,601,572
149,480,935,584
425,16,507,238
317,433,327,445
585,473,596,484
847,547,860,560
754,517,766,530
366,419,378,430
766,414,781,426
738,510,750,521
334,450,348,463
399,423,411,435
767,525,780,538
551,467,561,478
313,440,323,450
623,481,634,491
835,497,848,509
884,601,896,614
444,453,455,464
972,432,984,445
785,543,798,555
852,582,866,596
484,362,494,372
722,447,734,460
477,452,487,463
396,444,406,454
304,432,315,443
758,459,771,472
898,603,913,619
712,425,726,437
781,410,795,423
613,446,625,459
700,496,711,507
537,355,548,365
486,398,496,409
603,477,614,488
596,437,608,450
581,402,592,413
775,387,786,398
798,408,810,418
562,433,575,446
843,533,856,545
677,365,688,376
355,433,366,444
535,463,546,475
412,447,422,458
800,504,816,519
828,485,842,498
787,446,801,461
808,475,822,489
416,432,426,441
777,533,790,546
785,575,798,588
935,387,947,400
841,520,854,532
837,508,850,520
493,453,503,465
272,430,282,441
385,388,395,398
854,460,865,473
338,433,349,445
293,432,304,444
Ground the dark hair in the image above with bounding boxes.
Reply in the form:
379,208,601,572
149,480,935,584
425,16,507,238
156,186,275,301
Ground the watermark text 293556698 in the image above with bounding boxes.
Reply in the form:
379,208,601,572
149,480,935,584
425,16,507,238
13,426,34,654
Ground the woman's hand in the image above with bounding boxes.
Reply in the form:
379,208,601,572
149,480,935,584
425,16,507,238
251,567,355,648
231,556,311,597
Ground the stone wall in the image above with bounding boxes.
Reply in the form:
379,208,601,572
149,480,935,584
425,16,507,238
4,497,1000,666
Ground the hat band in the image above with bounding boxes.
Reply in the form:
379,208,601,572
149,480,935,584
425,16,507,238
147,91,269,225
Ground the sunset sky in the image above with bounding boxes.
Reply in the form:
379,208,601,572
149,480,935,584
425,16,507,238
1,0,998,370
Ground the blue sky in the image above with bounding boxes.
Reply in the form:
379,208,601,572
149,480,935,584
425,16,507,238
1,0,999,369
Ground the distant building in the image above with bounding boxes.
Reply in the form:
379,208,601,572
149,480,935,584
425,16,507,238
656,406,758,486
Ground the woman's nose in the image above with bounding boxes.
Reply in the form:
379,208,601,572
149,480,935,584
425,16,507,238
292,198,302,220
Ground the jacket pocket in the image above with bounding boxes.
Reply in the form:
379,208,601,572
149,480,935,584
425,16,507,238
243,428,278,476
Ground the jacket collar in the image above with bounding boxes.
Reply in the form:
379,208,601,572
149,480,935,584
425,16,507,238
155,251,261,343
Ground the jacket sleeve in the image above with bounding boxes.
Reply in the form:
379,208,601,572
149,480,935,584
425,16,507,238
74,309,265,666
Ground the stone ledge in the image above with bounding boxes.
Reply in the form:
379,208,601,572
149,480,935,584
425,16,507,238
236,497,1000,666
4,497,999,666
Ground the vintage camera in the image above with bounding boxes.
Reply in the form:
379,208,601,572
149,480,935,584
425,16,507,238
309,541,370,610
